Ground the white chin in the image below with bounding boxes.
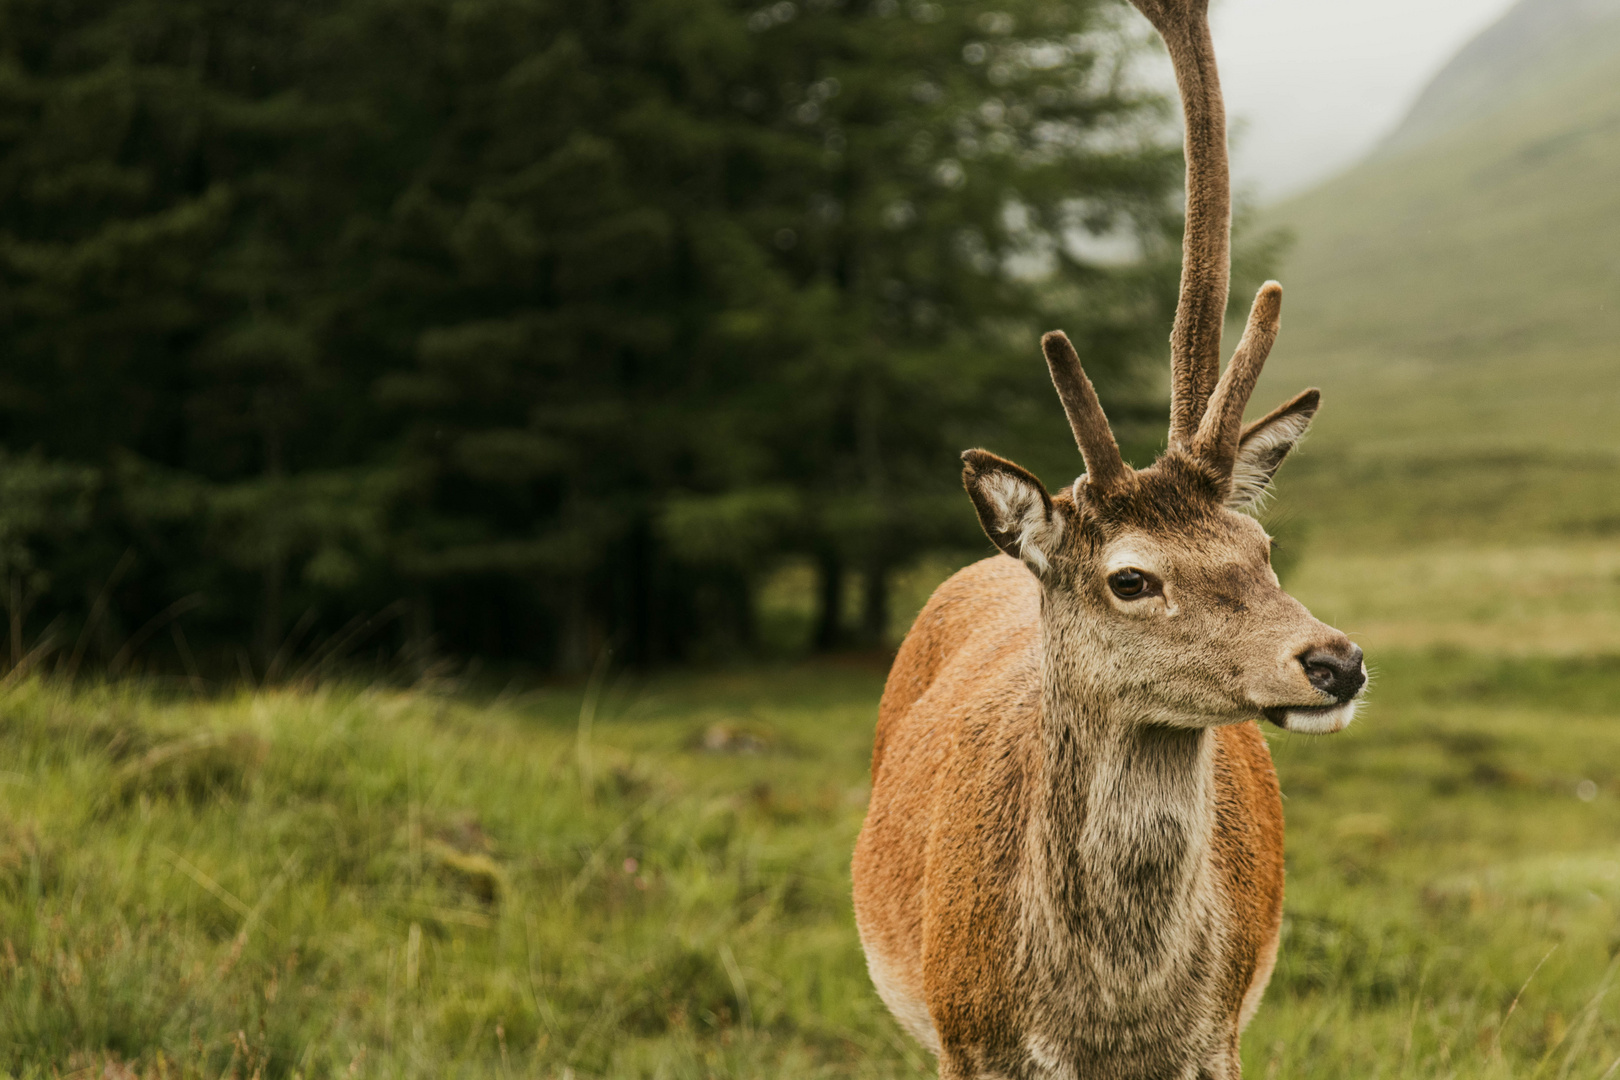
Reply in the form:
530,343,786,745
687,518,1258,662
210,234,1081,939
1281,701,1358,734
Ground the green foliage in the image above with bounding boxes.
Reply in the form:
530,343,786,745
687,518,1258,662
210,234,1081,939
2,651,1620,1076
0,452,97,583
0,0,1203,673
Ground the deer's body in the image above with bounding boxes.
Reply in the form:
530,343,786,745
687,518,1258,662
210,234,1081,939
848,4,1368,1071
854,555,1284,1079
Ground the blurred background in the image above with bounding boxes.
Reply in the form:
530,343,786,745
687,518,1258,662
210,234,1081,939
0,0,1205,679
4,0,1615,680
4,0,1620,1075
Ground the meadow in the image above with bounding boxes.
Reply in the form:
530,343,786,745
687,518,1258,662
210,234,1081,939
4,554,1620,1079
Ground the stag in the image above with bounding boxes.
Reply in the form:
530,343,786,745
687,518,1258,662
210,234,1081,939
850,1,1367,1076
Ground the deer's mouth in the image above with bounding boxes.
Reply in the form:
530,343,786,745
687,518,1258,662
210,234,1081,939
1261,701,1358,734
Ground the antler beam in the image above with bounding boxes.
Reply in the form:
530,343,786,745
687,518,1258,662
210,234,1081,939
1129,0,1231,450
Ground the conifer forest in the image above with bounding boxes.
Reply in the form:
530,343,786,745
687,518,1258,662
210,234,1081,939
0,0,1228,675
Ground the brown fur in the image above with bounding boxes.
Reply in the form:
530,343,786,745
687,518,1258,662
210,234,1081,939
851,3,1363,1075
853,459,1348,1078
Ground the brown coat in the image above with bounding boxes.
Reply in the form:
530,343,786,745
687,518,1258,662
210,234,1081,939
854,554,1286,1078
849,0,1368,1073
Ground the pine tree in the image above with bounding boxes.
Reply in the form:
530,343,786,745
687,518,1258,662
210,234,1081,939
0,0,397,668
0,0,1246,673
372,0,1186,667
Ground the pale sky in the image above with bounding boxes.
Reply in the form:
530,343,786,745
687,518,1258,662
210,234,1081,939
1204,0,1520,199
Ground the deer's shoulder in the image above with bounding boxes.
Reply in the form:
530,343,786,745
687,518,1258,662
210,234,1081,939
873,555,1041,774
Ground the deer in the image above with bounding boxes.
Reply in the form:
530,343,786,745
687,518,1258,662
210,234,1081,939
850,1,1367,1077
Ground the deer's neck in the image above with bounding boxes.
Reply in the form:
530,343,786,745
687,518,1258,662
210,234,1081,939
1022,655,1220,988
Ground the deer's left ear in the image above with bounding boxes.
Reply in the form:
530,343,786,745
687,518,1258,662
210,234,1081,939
962,449,1064,575
1228,389,1319,511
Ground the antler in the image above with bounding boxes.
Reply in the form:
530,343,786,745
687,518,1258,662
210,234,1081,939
1191,282,1281,478
1041,331,1128,491
1037,1,1289,493
1129,0,1230,450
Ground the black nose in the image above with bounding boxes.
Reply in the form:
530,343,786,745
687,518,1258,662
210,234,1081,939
1300,644,1365,703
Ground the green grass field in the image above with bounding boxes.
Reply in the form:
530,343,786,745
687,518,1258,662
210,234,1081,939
3,625,1620,1077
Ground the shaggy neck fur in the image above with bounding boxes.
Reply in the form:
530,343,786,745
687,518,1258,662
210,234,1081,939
1014,603,1227,1071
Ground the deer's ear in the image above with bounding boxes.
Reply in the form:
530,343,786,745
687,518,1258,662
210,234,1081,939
1229,389,1319,511
962,450,1062,574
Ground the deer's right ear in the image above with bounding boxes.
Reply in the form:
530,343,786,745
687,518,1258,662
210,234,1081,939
962,450,1062,575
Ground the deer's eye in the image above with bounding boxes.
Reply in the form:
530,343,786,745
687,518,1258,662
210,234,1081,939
1108,569,1149,599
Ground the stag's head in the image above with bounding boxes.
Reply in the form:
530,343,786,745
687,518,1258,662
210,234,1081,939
960,0,1364,734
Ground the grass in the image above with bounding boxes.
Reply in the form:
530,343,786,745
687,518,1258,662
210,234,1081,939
1251,648,1620,1078
0,667,913,1078
2,635,1620,1078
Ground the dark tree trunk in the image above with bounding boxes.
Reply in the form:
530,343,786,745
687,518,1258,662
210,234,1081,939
258,551,284,672
555,580,592,675
731,571,757,653
813,551,844,652
257,401,285,670
406,590,434,676
624,534,647,667
622,518,664,667
860,561,889,647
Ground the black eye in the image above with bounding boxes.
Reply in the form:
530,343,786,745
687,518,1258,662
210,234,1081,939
1108,569,1148,599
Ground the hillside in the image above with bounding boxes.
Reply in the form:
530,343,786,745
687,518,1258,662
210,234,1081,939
1249,0,1620,554
1383,0,1620,153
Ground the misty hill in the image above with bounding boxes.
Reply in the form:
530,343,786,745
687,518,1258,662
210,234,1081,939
1383,0,1620,153
1250,0,1620,550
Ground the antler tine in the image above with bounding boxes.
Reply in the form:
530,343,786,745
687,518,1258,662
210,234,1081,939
1128,0,1231,450
1041,331,1128,492
1192,281,1281,479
